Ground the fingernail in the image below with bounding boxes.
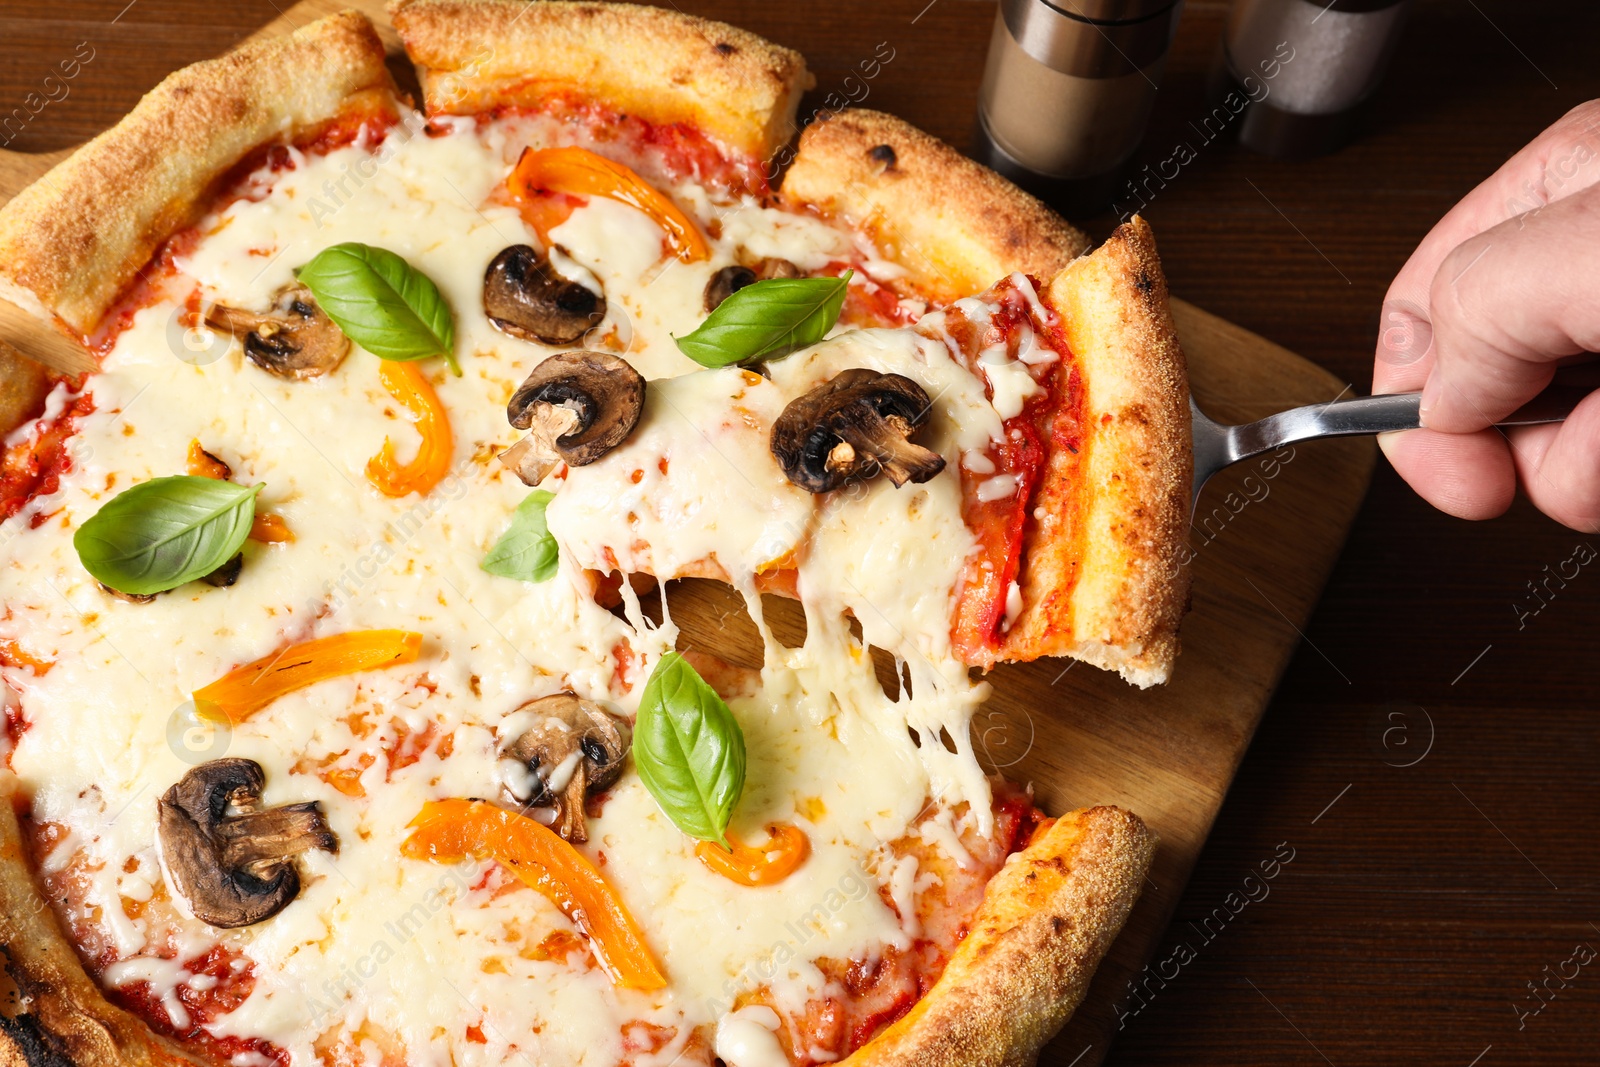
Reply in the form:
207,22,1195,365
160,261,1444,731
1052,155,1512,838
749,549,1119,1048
1419,371,1442,424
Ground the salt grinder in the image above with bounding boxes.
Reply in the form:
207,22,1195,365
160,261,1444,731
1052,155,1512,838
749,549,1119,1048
1215,0,1414,157
975,0,1185,213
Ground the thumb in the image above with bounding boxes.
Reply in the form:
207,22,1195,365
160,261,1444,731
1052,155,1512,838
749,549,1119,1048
1420,184,1600,433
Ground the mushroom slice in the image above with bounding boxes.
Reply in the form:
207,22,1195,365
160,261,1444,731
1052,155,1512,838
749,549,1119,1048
770,368,947,493
484,244,606,346
704,265,757,312
157,758,337,929
499,351,646,486
497,693,631,843
205,287,349,380
703,259,806,313
754,257,803,280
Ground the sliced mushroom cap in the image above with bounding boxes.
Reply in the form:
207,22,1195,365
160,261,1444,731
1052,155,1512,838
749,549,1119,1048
201,552,244,588
704,265,757,313
770,368,947,493
497,693,631,843
499,351,646,486
205,287,349,380
703,259,805,313
484,244,606,346
157,758,337,929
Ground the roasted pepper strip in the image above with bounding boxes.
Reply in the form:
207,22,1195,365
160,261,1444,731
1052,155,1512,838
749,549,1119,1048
401,798,666,990
508,146,709,263
694,823,810,887
193,630,423,723
367,362,454,497
186,440,294,542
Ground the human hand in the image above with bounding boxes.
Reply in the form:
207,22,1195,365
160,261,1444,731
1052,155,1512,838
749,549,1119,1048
1372,100,1600,532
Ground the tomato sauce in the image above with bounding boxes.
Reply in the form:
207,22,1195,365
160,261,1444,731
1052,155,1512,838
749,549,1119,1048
947,278,1083,665
0,392,94,525
474,92,767,194
755,784,1047,1064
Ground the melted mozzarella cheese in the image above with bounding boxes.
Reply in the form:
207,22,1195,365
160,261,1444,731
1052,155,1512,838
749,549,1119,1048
0,105,1025,1067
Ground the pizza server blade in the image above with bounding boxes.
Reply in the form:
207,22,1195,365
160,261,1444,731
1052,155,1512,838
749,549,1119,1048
1189,380,1590,513
0,297,97,377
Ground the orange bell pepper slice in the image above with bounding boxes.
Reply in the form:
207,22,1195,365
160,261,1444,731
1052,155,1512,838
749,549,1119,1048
367,362,454,498
694,822,810,887
401,798,666,990
186,440,294,543
193,630,423,723
508,146,709,263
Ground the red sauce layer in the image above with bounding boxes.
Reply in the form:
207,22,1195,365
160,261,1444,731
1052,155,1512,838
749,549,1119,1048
946,278,1084,665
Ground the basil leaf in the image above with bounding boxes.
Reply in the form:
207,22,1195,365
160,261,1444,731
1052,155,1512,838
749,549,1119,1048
295,242,460,374
74,476,261,596
674,272,852,368
480,490,558,582
634,652,746,846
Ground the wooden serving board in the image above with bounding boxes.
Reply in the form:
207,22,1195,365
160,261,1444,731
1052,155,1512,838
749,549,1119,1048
0,3,1375,1063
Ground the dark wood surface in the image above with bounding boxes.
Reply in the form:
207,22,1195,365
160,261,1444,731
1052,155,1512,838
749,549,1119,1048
2,2,1596,1065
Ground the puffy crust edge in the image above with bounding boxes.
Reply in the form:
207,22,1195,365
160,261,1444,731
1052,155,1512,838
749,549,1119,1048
776,109,1091,303
0,11,398,335
388,0,813,164
0,773,200,1067
841,806,1155,1067
1000,217,1192,687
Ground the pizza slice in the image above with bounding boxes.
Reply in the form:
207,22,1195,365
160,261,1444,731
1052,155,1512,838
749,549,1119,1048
0,5,1190,1067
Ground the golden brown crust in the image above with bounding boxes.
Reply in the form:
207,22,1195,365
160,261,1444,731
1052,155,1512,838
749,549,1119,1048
777,109,1091,303
842,806,1154,1067
0,11,397,336
0,774,199,1067
388,0,812,164
999,218,1192,687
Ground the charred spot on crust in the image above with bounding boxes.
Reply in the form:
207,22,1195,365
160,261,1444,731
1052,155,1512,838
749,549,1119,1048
714,41,737,56
1134,271,1155,296
868,144,898,171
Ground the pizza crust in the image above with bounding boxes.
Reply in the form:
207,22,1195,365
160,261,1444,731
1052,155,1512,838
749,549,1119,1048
842,805,1154,1067
0,11,397,336
1000,218,1192,687
777,108,1091,303
388,0,813,166
0,774,199,1067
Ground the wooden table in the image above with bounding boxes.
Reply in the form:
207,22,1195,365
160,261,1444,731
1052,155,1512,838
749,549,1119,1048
3,2,1596,1065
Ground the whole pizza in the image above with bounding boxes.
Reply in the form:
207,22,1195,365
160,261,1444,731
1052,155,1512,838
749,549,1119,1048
0,4,1191,1067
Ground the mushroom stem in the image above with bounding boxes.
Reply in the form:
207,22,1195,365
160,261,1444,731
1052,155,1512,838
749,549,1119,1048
555,765,590,844
837,409,946,488
498,403,582,485
217,804,339,873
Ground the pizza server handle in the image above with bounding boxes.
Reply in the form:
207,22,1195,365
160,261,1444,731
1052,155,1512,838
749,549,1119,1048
0,298,97,377
1190,384,1588,509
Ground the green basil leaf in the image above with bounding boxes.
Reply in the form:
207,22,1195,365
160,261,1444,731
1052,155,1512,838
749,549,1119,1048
295,242,460,374
674,272,852,368
74,476,261,596
634,651,746,846
480,490,558,582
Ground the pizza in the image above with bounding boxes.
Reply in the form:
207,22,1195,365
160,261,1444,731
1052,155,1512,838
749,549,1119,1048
0,4,1191,1067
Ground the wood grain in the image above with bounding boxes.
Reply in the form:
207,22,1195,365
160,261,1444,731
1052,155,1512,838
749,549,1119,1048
3,2,1596,1066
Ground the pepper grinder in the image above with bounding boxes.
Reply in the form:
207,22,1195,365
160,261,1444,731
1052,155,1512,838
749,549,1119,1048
975,0,1185,214
1213,0,1414,157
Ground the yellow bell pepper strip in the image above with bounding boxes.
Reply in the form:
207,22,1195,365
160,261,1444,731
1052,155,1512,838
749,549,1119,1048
694,822,810,887
508,146,709,264
193,630,423,723
401,799,666,990
366,362,454,497
186,440,294,543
